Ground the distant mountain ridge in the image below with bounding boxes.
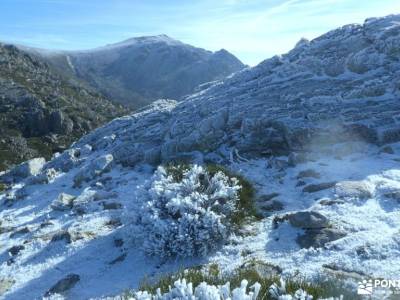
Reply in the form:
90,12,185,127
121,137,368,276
23,35,245,108
0,43,127,170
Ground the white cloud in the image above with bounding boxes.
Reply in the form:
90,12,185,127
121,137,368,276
2,0,400,65
168,0,400,65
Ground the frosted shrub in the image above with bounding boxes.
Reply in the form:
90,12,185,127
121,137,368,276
127,278,342,300
138,164,241,258
133,279,260,300
268,279,343,300
269,278,313,300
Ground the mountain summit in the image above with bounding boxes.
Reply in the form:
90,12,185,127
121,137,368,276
30,35,245,108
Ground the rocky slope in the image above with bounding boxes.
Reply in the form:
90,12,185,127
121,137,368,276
66,15,400,168
0,43,127,171
1,15,400,299
27,35,245,108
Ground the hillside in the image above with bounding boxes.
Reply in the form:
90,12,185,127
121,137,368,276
1,15,400,299
27,35,245,108
0,43,127,171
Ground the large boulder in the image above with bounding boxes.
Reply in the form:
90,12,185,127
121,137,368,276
297,228,347,249
302,182,336,193
44,274,80,296
51,193,76,211
1,157,46,183
288,211,330,229
285,211,346,248
334,180,374,199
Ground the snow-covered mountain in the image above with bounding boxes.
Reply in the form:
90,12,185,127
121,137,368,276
2,15,400,299
53,15,400,167
25,35,245,108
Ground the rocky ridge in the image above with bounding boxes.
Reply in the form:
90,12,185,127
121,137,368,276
27,35,245,108
66,15,400,168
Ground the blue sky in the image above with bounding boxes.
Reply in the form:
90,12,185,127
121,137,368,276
1,0,399,65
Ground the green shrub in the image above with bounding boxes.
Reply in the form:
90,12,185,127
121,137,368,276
0,183,7,193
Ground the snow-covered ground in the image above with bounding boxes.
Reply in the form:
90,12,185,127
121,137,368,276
212,144,400,280
1,142,400,299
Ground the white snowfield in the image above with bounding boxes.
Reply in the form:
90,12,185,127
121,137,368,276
1,14,400,300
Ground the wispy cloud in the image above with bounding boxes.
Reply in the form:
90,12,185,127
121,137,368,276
0,0,399,65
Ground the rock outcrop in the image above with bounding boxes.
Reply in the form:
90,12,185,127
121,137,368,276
277,211,347,249
0,43,127,171
44,274,80,297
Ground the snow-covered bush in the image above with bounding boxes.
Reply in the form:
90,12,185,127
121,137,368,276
120,278,343,300
268,279,343,300
138,164,242,258
269,279,313,300
133,279,260,300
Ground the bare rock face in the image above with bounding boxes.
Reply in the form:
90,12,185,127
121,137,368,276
59,15,400,168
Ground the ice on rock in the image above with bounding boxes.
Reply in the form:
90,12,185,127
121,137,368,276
51,193,76,211
334,180,374,199
1,157,46,183
73,154,113,186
